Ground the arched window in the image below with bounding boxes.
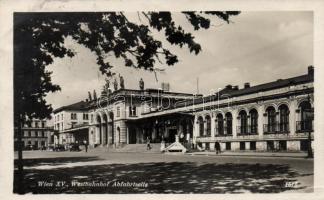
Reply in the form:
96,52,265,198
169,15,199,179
300,101,312,121
216,113,224,135
225,112,232,135
198,116,204,136
278,104,289,132
206,115,211,136
266,106,276,133
250,109,258,134
239,110,248,134
298,101,313,131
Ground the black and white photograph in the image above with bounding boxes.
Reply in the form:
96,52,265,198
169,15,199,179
1,0,324,198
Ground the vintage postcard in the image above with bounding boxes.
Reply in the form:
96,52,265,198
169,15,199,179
0,0,324,199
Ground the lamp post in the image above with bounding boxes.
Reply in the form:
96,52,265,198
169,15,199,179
306,93,313,158
303,86,313,158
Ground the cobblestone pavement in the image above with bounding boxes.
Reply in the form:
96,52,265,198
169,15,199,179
14,150,314,194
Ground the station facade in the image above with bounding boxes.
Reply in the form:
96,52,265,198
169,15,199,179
53,66,314,152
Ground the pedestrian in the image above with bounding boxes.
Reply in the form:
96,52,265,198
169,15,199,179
215,142,221,154
84,140,88,153
146,137,151,150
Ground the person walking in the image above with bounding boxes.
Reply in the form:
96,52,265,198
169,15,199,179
83,140,88,153
146,137,151,150
215,142,221,155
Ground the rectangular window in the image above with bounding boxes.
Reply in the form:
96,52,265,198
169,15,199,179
35,121,39,128
117,107,120,117
91,114,93,123
267,141,274,151
31,131,35,137
83,113,88,120
205,143,210,150
279,141,287,151
71,113,78,120
42,121,45,128
240,142,246,150
24,131,28,137
300,140,309,151
226,142,231,150
250,141,256,150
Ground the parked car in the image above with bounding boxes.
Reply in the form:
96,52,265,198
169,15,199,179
69,143,81,151
53,145,65,152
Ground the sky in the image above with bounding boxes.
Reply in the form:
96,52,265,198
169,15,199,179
46,11,313,110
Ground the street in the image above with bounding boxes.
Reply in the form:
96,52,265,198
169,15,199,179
14,150,314,194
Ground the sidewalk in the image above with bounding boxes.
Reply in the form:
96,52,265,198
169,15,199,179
186,151,311,158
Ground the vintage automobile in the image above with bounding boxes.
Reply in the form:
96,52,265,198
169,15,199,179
53,144,66,152
69,143,81,151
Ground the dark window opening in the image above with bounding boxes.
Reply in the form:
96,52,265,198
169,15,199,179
240,142,246,150
226,142,231,150
279,140,287,151
250,141,256,150
267,141,275,151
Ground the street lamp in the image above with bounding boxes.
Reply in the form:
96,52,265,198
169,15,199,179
303,86,313,158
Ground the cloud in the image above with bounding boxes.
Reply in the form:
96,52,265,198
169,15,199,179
45,11,313,109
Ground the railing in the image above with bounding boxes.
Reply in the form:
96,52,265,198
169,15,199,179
296,120,313,133
263,123,289,134
214,126,233,137
215,133,233,137
236,125,258,136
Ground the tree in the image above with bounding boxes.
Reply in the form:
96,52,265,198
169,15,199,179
88,91,92,101
93,90,97,100
14,11,240,193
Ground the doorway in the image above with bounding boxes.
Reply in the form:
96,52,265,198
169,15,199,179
168,129,177,143
129,127,137,144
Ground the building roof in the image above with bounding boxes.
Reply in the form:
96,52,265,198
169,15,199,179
172,70,314,108
86,88,200,109
53,101,90,114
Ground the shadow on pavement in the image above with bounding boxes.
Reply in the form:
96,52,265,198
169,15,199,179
13,158,312,194
14,156,102,167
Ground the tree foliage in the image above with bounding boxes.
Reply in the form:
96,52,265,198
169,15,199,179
14,11,240,120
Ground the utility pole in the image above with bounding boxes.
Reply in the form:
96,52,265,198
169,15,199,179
196,77,199,94
303,86,313,158
306,92,314,158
